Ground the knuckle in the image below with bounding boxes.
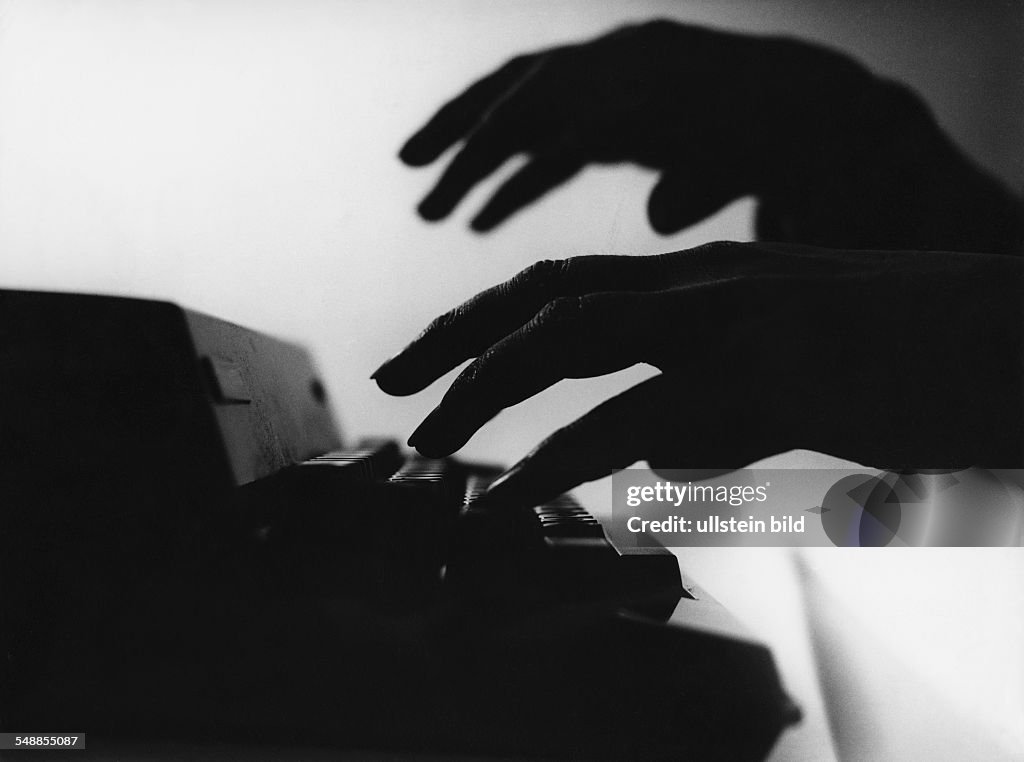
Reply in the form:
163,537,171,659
692,240,747,258
639,18,677,35
510,258,569,295
448,356,486,395
522,257,561,279
422,305,464,337
505,53,532,70
479,90,533,134
535,295,587,326
681,240,759,277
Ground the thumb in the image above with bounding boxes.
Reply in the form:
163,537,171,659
646,170,738,235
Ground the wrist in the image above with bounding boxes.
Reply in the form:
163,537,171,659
752,47,1024,253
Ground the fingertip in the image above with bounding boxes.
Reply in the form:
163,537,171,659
407,407,451,457
410,435,459,459
370,360,395,390
398,144,416,165
646,171,738,236
372,361,426,397
469,211,501,233
417,194,450,222
647,206,688,236
470,158,581,235
483,456,565,509
469,195,510,233
374,375,426,398
646,183,689,235
398,135,438,167
485,464,519,495
414,444,453,459
469,197,526,232
373,373,397,395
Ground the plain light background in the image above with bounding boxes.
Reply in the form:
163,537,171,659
1,1,1022,759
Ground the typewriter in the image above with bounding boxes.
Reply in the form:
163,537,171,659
0,290,798,760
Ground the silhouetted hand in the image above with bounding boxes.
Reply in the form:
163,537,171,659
374,243,1023,507
401,20,1023,253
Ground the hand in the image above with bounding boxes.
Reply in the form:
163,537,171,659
373,243,1023,507
401,20,1024,253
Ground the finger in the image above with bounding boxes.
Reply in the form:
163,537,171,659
470,154,583,232
407,289,702,456
646,169,740,235
399,56,536,167
373,255,673,396
483,372,782,509
416,120,525,221
479,375,676,509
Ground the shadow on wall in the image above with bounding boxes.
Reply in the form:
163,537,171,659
0,0,1018,466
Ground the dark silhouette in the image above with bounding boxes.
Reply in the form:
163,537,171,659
399,20,1023,252
378,20,1024,508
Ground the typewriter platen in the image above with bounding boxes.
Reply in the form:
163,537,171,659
0,290,798,760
